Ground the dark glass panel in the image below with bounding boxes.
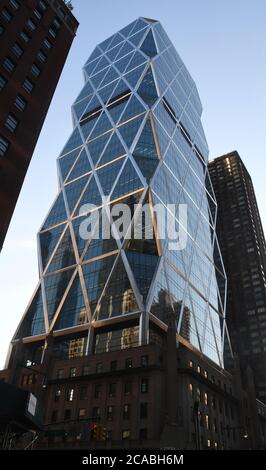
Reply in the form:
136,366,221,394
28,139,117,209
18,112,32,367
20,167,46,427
98,132,126,166
111,159,143,200
47,227,76,273
75,80,94,103
58,147,82,182
42,192,67,230
126,251,158,301
119,95,145,124
67,149,91,182
124,63,146,90
87,132,112,165
132,117,159,181
97,157,125,196
16,286,45,338
40,223,66,271
115,41,134,60
140,30,157,58
137,67,158,106
60,127,83,157
64,175,88,215
118,115,145,150
54,274,87,330
75,176,102,216
44,268,75,323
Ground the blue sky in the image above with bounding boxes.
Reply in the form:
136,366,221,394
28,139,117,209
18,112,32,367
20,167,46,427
0,0,265,367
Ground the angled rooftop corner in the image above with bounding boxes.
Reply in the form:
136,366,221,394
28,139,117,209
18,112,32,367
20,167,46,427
141,17,159,24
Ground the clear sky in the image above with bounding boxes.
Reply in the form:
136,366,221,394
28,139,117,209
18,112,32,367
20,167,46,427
0,0,265,368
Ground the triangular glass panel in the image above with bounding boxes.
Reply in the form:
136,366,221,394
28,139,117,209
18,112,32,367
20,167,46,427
75,175,102,216
75,80,94,103
132,118,159,181
94,256,139,321
82,254,117,315
153,28,167,53
84,56,101,78
124,63,146,90
90,68,109,89
115,41,134,61
97,157,125,197
126,196,158,254
107,94,130,125
164,143,188,187
67,149,91,182
40,223,66,271
44,268,75,324
137,66,158,106
98,34,115,52
140,30,157,58
106,42,123,62
16,286,45,338
89,111,112,140
86,46,102,63
118,115,145,150
72,211,101,258
153,117,171,158
108,33,124,50
125,50,147,73
118,95,146,124
42,192,67,230
129,18,148,37
97,81,120,105
58,147,82,182
81,95,102,118
126,251,158,303
87,131,112,166
119,20,137,39
100,67,119,88
72,96,93,122
92,55,110,75
60,127,83,157
115,52,134,74
64,175,88,215
111,158,144,200
54,273,88,330
150,265,172,323
129,29,147,47
98,132,126,166
83,209,118,262
108,79,130,103
80,111,101,141
47,227,76,273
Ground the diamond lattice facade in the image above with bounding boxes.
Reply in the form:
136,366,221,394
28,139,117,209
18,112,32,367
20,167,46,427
8,17,228,369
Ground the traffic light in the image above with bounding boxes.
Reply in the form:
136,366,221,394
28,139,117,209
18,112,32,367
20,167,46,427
90,424,107,441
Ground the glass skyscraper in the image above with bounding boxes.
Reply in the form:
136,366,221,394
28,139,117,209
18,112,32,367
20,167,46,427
9,17,228,369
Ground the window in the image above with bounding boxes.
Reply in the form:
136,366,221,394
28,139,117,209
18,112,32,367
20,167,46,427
67,388,74,401
109,383,116,397
9,0,20,9
79,387,87,400
139,428,147,439
107,405,114,421
94,384,101,399
92,407,100,420
37,50,47,63
123,404,131,420
53,18,61,29
96,362,103,374
205,415,210,430
0,75,7,92
12,43,23,58
78,408,86,418
0,136,10,157
27,19,36,31
197,365,201,374
39,0,47,10
124,381,132,395
64,409,71,421
28,374,36,385
33,9,42,20
140,402,148,419
1,9,13,23
83,365,90,375
49,27,57,39
70,367,77,377
57,369,64,379
125,358,133,369
189,383,193,397
204,392,208,406
44,38,52,49
189,360,194,368
21,375,28,385
122,429,130,440
20,31,30,42
23,78,34,94
110,360,117,371
141,378,149,394
31,64,41,77
141,355,149,367
54,389,61,402
5,114,19,133
3,57,16,73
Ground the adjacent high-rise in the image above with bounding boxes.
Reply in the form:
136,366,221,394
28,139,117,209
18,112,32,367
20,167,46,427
0,0,78,250
3,18,264,450
209,151,266,402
